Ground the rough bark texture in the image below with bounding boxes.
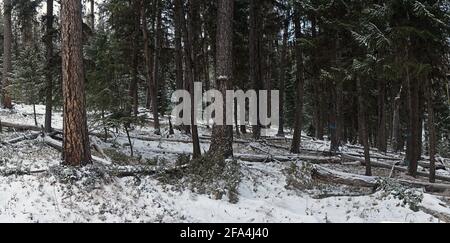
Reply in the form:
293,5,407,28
2,0,13,109
290,4,305,154
61,0,92,166
209,0,234,158
44,0,54,133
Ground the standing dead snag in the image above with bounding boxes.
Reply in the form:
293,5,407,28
61,0,92,166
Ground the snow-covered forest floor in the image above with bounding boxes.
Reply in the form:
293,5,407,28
1,104,450,223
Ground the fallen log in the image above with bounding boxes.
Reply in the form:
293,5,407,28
419,206,450,223
1,131,42,145
0,169,47,177
311,165,379,188
236,153,342,164
311,164,450,192
0,121,42,132
341,154,450,183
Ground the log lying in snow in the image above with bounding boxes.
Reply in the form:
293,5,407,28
43,136,112,165
236,153,342,164
311,165,379,188
131,134,252,145
311,164,450,192
1,131,42,145
0,121,42,132
0,169,47,177
341,154,450,183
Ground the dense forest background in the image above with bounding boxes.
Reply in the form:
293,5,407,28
0,0,449,178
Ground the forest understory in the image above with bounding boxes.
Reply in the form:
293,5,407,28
1,104,450,223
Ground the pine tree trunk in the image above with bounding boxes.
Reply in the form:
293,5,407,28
377,79,387,152
405,45,420,177
151,0,162,134
330,32,342,153
311,16,323,140
2,0,13,109
174,0,184,91
357,77,372,176
61,0,92,166
277,12,289,137
128,0,140,117
44,0,54,133
90,0,95,31
392,86,403,152
249,0,262,140
427,79,436,183
209,0,234,158
180,0,201,158
290,4,305,154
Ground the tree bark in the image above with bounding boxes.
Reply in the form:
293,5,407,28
357,77,372,176
151,0,162,134
128,0,141,117
290,4,305,154
179,0,201,158
277,10,289,137
44,0,54,133
427,79,436,183
392,86,403,152
249,0,262,140
61,0,92,166
406,46,419,177
89,0,95,31
209,0,234,158
377,79,387,152
174,0,184,91
2,0,13,109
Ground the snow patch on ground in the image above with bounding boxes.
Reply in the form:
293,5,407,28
1,105,450,223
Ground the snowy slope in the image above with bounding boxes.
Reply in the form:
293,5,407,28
1,105,450,223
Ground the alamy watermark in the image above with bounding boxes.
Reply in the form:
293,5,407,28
171,82,279,131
